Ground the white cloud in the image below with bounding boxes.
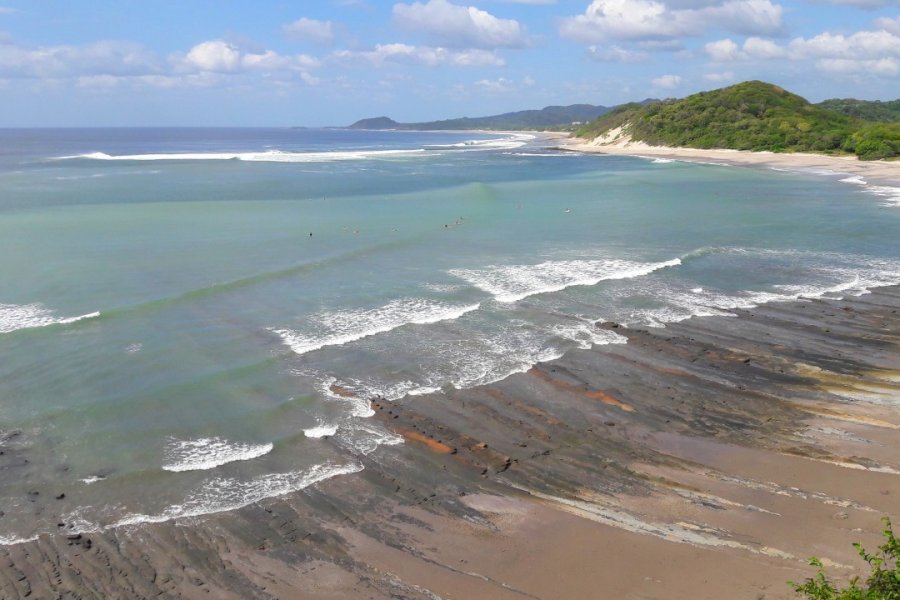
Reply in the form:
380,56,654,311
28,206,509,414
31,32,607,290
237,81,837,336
704,70,736,81
743,36,784,58
876,15,900,34
0,39,159,78
652,74,682,88
283,17,336,45
705,36,785,60
76,74,121,89
809,0,899,8
817,57,899,75
393,0,529,48
587,45,648,62
560,0,784,43
333,43,505,66
473,75,536,92
704,27,900,78
788,30,900,59
242,49,319,71
705,38,743,61
173,40,319,74
181,40,242,72
0,36,322,90
0,6,18,14
475,76,516,91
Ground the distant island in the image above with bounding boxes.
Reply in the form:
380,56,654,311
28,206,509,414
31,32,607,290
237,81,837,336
575,81,899,161
348,103,654,132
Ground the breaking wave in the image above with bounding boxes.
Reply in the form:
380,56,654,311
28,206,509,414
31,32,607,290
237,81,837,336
449,257,681,303
162,437,273,472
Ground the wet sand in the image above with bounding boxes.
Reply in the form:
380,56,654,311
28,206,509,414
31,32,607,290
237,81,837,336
2,287,899,599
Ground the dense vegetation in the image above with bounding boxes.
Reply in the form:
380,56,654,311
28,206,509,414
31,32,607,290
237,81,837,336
791,518,899,599
349,103,617,131
817,98,900,123
576,81,900,160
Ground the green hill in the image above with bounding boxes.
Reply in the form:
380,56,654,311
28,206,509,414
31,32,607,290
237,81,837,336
349,103,619,131
576,81,900,160
816,98,900,123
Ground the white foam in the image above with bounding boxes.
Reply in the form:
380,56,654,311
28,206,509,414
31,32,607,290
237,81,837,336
449,257,681,303
304,424,338,438
334,422,403,456
450,339,565,390
866,185,900,208
115,462,362,528
80,476,105,485
420,282,465,293
54,173,105,181
504,152,577,157
60,149,426,163
0,535,38,547
0,303,99,334
837,173,900,208
328,321,571,402
632,264,900,329
408,385,442,396
426,133,534,152
550,322,628,349
272,299,480,356
162,437,273,472
319,377,376,417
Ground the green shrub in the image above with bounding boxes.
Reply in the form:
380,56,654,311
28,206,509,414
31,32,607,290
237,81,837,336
790,518,900,599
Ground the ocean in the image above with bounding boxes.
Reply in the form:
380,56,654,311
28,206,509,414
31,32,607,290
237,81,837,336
0,127,898,544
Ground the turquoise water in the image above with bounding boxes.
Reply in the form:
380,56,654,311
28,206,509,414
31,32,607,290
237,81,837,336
1,128,898,542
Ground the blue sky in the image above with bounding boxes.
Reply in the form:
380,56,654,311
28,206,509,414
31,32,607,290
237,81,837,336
0,0,898,126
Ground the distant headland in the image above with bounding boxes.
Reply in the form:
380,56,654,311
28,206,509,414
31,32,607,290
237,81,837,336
350,81,899,162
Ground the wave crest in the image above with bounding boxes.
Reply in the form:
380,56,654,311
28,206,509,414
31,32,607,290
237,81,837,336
0,303,99,334
162,437,273,472
271,298,480,356
449,257,681,303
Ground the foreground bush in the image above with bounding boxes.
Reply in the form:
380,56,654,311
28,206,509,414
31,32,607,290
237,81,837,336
791,518,899,599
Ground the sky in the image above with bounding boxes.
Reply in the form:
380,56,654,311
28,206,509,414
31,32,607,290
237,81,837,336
0,0,898,126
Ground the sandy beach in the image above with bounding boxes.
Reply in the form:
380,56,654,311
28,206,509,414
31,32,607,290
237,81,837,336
562,132,900,188
3,282,898,599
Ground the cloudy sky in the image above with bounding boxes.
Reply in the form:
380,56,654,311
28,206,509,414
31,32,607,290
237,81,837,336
0,0,898,126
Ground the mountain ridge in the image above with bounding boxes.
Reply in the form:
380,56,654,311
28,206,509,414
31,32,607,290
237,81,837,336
348,103,638,131
575,81,899,161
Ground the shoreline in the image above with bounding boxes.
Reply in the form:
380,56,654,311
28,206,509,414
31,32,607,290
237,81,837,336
2,283,898,598
561,135,900,189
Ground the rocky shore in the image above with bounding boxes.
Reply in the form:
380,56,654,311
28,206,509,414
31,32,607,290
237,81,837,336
2,286,899,599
